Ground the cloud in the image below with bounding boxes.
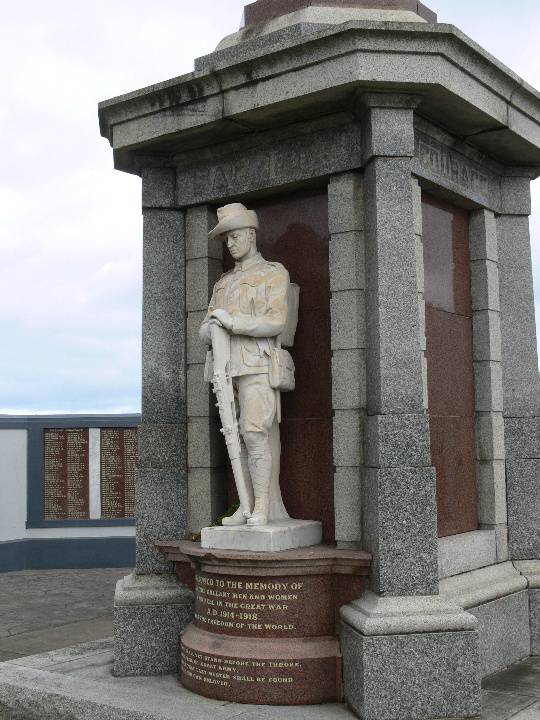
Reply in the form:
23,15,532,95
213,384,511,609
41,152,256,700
1,0,540,411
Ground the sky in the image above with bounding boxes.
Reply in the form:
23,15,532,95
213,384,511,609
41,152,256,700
0,0,539,414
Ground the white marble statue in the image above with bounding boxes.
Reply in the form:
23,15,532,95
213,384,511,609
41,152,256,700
199,203,297,528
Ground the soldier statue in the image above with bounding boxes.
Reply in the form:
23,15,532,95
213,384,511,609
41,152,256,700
199,203,297,528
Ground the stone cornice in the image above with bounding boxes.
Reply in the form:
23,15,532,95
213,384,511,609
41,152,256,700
98,20,540,174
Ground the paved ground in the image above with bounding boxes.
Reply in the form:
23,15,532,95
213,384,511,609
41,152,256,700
0,568,127,661
0,569,539,719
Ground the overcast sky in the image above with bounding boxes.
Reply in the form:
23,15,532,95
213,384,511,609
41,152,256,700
0,0,539,414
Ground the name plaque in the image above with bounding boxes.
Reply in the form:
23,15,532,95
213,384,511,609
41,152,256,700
159,542,371,706
44,429,89,520
100,428,137,519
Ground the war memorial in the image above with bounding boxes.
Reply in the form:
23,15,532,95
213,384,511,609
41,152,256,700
2,1,540,718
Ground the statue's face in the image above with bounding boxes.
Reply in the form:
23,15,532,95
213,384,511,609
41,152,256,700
226,228,255,260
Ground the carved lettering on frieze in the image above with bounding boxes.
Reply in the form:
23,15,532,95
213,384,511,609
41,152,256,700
181,125,361,205
416,135,490,201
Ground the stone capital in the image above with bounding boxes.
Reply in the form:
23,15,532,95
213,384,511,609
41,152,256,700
360,94,421,161
359,91,424,111
141,167,177,209
498,174,532,216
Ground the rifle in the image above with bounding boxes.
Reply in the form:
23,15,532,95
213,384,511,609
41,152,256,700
209,322,252,519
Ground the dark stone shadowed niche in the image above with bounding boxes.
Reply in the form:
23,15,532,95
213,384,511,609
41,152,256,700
243,0,437,26
222,190,335,542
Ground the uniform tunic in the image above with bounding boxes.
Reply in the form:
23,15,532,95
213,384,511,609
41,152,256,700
200,252,290,378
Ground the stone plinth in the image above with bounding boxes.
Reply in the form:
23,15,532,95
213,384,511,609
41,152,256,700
158,541,370,705
242,0,438,26
201,519,322,552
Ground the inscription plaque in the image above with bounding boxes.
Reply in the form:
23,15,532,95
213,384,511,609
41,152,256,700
194,572,339,638
44,429,89,520
160,542,371,706
100,428,137,519
181,627,341,705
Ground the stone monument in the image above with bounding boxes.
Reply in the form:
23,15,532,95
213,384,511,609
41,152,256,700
98,0,540,717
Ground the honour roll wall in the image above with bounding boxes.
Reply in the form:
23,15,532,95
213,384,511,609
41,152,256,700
0,415,140,572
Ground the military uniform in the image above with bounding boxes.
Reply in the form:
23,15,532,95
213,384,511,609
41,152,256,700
200,251,290,525
200,252,289,378
201,202,293,527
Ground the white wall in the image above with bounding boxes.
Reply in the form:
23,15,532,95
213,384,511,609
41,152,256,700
0,429,27,541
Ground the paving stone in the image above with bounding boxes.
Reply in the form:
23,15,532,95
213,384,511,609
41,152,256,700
0,570,126,639
481,690,536,720
483,657,540,699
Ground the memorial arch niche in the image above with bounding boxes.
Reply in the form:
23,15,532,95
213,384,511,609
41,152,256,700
220,191,335,541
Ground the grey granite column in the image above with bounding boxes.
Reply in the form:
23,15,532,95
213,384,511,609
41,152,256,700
498,173,540,653
328,172,366,549
469,209,508,562
340,95,480,720
497,175,540,419
185,205,227,534
113,168,193,677
361,94,438,597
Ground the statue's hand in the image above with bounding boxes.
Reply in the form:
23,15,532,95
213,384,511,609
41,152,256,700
210,309,233,331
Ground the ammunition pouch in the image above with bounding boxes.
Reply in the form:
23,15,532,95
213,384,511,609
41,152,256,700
268,347,295,392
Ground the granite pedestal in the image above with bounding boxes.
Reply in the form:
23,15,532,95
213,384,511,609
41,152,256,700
158,541,370,705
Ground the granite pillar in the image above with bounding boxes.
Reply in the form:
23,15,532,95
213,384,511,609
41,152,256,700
185,205,227,535
361,94,438,597
497,175,540,564
113,168,194,677
469,209,508,562
328,172,366,549
497,176,540,418
340,95,480,720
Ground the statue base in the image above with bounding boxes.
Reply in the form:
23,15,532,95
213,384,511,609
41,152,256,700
157,541,371,706
201,519,322,552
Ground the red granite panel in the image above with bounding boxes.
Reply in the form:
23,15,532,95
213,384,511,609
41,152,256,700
452,207,473,318
430,416,478,537
425,307,475,418
223,191,334,541
280,418,335,541
422,199,455,314
243,0,437,26
176,562,196,592
423,193,477,538
282,307,332,419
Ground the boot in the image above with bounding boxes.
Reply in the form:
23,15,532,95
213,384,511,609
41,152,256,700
222,506,249,526
242,431,272,527
247,493,269,526
246,458,270,526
